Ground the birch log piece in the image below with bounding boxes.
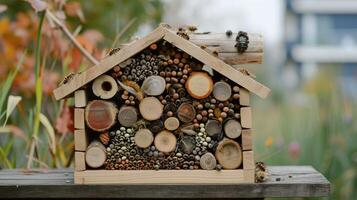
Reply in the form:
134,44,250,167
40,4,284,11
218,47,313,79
177,103,196,123
139,97,163,121
164,117,180,131
118,106,138,127
187,32,263,65
200,152,217,170
154,130,177,153
180,123,197,136
224,119,242,139
134,128,154,148
185,72,213,99
180,135,196,154
205,119,222,137
85,140,106,168
85,100,118,132
141,75,166,96
92,75,118,99
213,81,232,102
215,139,242,169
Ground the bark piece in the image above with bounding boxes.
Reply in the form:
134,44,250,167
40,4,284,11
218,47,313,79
154,130,177,153
118,106,138,127
215,139,242,169
164,117,180,131
85,100,118,132
139,97,163,121
213,81,232,102
185,72,213,99
205,120,222,137
141,75,166,96
224,119,242,139
200,152,217,170
85,141,106,168
177,103,196,123
92,75,118,99
134,128,154,148
180,135,196,154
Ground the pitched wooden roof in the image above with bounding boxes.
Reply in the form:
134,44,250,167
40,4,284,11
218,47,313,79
53,25,270,100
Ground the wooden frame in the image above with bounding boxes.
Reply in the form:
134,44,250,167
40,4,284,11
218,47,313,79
56,24,261,185
74,169,254,184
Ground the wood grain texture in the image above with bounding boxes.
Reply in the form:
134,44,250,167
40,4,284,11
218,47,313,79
74,129,87,151
74,152,86,171
0,166,330,198
239,88,250,106
74,90,87,107
242,129,253,151
243,151,255,170
240,107,252,128
74,108,85,129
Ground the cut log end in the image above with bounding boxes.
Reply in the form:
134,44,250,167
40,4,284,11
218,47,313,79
139,97,163,121
224,119,242,139
92,75,118,99
215,139,242,169
85,141,106,168
200,152,217,170
185,72,213,99
134,128,154,148
154,130,177,153
118,106,138,127
85,100,118,132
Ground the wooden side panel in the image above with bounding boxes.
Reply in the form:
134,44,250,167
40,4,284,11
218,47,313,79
74,108,85,129
74,170,253,184
163,29,270,99
74,152,86,171
242,129,253,151
74,129,88,151
239,88,250,106
240,107,252,128
243,151,255,170
74,90,87,108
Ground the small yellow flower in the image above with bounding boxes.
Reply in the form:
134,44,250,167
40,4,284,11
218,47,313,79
264,136,273,147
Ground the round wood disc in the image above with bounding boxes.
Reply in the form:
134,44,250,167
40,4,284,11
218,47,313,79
134,128,154,148
213,81,232,101
185,72,213,99
118,106,138,127
139,97,163,121
177,103,196,123
154,130,177,153
85,141,106,168
164,117,180,131
200,152,217,170
205,120,222,137
85,100,118,132
224,119,242,139
92,75,118,99
141,75,166,96
215,139,242,169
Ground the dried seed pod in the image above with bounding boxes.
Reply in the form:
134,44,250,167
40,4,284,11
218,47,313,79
99,132,110,145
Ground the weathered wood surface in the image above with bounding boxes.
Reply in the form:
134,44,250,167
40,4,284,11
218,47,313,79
0,166,330,198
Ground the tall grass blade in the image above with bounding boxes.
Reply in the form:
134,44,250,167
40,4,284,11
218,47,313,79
39,113,56,154
3,95,22,126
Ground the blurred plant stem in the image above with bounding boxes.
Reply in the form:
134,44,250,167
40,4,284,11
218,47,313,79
27,10,46,169
46,10,99,65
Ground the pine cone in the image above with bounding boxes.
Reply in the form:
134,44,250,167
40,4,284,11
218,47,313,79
99,132,110,145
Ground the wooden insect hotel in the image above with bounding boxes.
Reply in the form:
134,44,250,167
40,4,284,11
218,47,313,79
54,24,270,184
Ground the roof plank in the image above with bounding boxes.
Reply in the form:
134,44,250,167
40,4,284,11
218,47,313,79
53,26,166,100
162,28,270,98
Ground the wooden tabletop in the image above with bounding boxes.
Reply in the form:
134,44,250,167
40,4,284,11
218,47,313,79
0,166,330,199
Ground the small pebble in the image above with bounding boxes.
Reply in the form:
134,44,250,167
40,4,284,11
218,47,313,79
200,128,205,133
199,123,205,128
205,137,212,142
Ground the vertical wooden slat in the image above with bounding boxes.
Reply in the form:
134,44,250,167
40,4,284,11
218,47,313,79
75,152,86,171
74,108,85,129
240,107,252,128
74,89,87,108
242,129,253,151
239,88,250,106
243,151,255,170
74,129,88,151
